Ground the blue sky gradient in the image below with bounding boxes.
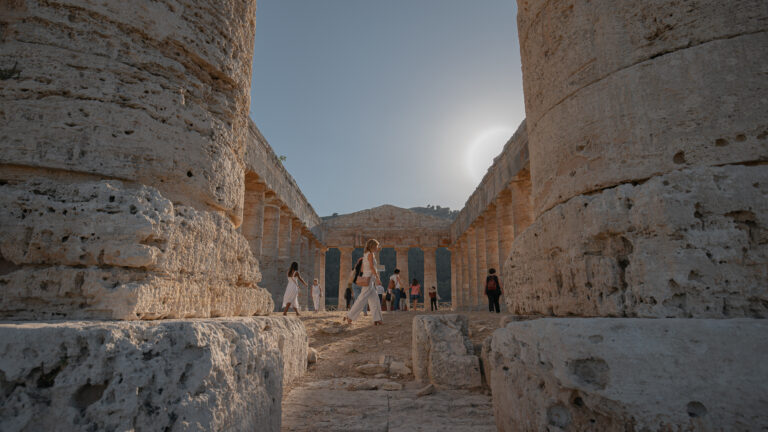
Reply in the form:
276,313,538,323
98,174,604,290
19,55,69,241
250,0,524,216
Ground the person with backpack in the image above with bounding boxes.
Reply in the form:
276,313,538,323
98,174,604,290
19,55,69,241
485,268,502,313
410,279,421,311
344,239,384,326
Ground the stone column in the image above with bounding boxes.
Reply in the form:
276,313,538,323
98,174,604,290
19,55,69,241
290,220,302,271
276,208,293,305
301,235,313,308
449,248,457,311
496,189,515,281
314,246,327,311
485,205,500,275
466,228,477,310
241,178,265,259
475,218,487,310
261,204,281,307
338,247,354,310
459,238,469,310
509,170,534,238
423,246,438,308
394,247,410,310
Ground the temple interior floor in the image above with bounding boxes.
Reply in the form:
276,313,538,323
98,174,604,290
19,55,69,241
280,308,502,431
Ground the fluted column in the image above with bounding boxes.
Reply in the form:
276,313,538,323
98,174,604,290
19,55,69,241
277,209,293,291
395,247,410,309
467,228,477,309
289,220,302,271
338,247,354,310
459,238,469,310
475,218,487,310
314,246,327,311
423,246,438,307
261,203,281,307
497,189,515,278
301,235,313,305
242,179,265,259
485,204,500,274
449,248,457,311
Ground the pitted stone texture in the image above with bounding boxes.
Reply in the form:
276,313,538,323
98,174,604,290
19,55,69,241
0,0,259,221
0,180,273,320
488,318,768,431
0,317,307,432
412,314,482,389
503,165,768,318
517,0,768,215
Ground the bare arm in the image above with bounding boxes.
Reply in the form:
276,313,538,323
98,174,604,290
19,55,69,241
367,253,381,285
296,272,307,286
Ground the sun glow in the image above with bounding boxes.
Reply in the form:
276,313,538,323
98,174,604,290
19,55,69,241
466,127,515,183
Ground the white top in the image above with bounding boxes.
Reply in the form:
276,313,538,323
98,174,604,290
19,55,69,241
362,251,377,277
311,283,320,295
389,274,401,289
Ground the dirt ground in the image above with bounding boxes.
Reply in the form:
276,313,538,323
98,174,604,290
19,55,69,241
280,305,507,431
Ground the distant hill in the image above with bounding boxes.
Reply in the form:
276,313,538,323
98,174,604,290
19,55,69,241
321,204,458,221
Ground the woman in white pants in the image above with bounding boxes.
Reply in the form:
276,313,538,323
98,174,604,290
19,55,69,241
344,239,383,325
311,278,322,312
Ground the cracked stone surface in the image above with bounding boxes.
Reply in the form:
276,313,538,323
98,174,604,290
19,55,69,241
0,317,307,432
487,318,768,431
0,180,273,320
503,165,768,318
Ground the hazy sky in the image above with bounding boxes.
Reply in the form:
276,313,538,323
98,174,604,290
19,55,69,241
250,0,525,216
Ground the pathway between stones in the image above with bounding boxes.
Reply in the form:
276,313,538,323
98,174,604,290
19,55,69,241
281,309,503,431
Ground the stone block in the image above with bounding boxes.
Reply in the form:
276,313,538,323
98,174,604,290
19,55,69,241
412,314,482,389
488,318,768,431
0,317,307,432
503,165,768,318
0,180,274,319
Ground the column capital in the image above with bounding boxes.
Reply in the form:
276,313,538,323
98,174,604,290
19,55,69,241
338,246,355,254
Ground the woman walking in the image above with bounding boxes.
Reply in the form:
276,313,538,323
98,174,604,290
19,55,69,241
343,239,383,325
410,279,421,311
311,278,322,312
282,262,307,315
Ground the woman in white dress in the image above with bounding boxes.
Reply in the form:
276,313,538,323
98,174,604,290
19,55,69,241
311,278,323,312
343,239,383,326
282,261,307,316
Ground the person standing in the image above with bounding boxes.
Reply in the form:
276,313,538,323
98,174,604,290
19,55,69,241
311,278,322,312
344,239,384,325
410,279,421,311
390,269,402,311
282,262,307,315
428,285,440,311
485,268,502,313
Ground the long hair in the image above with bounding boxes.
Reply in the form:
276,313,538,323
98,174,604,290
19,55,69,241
288,261,299,276
364,239,379,253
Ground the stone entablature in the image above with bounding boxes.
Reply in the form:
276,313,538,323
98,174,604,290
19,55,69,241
245,122,322,231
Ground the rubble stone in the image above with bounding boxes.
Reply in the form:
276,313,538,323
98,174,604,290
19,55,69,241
412,315,482,389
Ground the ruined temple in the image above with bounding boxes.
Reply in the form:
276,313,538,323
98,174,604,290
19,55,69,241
1,0,766,430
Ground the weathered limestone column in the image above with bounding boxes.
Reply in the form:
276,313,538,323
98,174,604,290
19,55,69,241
484,205,500,274
466,229,477,310
509,170,533,237
475,218,487,310
301,235,313,307
289,220,302,271
275,208,293,308
459,240,469,310
242,177,266,259
449,248,458,310
489,1,768,428
395,247,410,309
423,247,438,305
496,189,515,272
260,203,282,305
337,247,354,310
314,246,327,311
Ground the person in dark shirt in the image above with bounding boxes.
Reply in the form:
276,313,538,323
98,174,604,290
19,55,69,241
485,268,502,313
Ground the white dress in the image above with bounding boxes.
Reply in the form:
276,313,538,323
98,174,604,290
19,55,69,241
311,283,321,311
282,274,300,310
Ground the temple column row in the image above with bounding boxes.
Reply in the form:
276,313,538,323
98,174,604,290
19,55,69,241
449,177,534,310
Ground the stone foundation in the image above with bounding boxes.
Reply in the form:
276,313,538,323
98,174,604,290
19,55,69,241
487,318,768,431
0,317,306,432
503,164,768,318
0,180,274,319
412,314,482,389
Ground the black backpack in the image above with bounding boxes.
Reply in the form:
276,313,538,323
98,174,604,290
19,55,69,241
352,258,364,284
